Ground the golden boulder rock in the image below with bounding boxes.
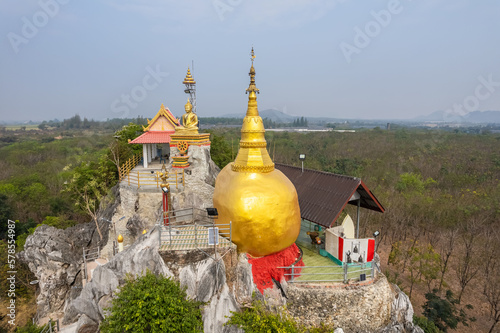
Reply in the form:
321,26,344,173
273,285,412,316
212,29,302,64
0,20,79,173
213,48,301,257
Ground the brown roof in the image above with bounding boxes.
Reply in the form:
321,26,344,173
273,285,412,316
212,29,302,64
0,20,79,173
275,163,384,229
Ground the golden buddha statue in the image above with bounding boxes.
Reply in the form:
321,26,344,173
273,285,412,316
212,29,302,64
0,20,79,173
212,48,301,257
175,99,198,134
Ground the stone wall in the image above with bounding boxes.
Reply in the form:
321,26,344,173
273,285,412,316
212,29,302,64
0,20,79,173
284,276,423,333
286,277,393,331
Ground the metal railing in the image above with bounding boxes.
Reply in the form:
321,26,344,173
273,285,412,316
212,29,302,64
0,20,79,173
157,207,233,251
162,207,208,225
278,262,374,284
119,154,141,180
158,222,232,251
32,318,59,332
83,246,100,262
124,169,185,190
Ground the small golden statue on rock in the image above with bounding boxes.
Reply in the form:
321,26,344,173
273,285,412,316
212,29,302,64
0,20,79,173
175,99,198,134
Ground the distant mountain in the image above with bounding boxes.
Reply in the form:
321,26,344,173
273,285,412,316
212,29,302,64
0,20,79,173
413,110,500,124
223,109,297,123
465,111,500,123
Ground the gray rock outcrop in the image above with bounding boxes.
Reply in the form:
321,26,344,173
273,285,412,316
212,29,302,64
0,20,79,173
379,285,424,333
63,227,172,329
170,144,220,186
178,256,243,333
18,187,120,321
18,221,109,320
287,276,394,331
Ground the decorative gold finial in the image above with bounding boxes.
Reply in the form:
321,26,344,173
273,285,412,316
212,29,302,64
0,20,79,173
183,67,196,85
232,48,274,173
117,234,123,243
246,47,259,95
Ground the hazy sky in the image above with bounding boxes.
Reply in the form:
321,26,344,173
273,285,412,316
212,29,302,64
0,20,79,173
1,0,499,122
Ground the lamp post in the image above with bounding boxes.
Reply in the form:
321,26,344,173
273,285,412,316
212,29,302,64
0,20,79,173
373,230,380,252
158,164,171,226
299,154,306,173
161,183,170,226
30,280,39,324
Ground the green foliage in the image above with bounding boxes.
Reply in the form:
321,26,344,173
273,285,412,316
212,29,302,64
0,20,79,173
422,289,472,332
100,271,203,333
388,241,441,298
331,158,363,176
226,302,300,333
413,315,443,333
208,131,233,169
292,117,308,127
395,172,436,194
40,215,76,229
225,301,335,333
15,216,77,251
0,193,13,238
114,123,143,155
64,154,117,219
15,224,37,251
14,321,48,333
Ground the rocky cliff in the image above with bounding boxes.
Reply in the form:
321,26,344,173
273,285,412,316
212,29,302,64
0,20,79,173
18,144,422,332
62,227,252,333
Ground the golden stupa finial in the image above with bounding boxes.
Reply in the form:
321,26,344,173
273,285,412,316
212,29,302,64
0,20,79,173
246,47,259,95
231,48,274,173
183,67,196,85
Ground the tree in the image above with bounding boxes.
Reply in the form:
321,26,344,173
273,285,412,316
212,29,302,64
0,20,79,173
37,121,48,130
0,193,13,238
208,131,232,169
482,228,500,333
422,289,473,332
413,316,443,333
64,157,117,241
455,219,482,303
389,239,440,298
100,271,203,333
483,264,500,333
436,228,458,292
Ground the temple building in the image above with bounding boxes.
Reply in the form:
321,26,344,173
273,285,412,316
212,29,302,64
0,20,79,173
128,68,210,170
129,103,179,168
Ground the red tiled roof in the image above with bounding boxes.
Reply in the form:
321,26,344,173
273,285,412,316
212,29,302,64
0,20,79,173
129,131,174,144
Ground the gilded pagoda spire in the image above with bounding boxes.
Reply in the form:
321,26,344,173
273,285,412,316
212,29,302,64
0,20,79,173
183,67,196,85
232,48,274,173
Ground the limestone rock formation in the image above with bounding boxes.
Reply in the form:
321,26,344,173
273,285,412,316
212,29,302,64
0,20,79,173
170,144,220,186
18,221,109,320
178,256,244,332
63,228,172,328
125,213,147,238
379,285,424,333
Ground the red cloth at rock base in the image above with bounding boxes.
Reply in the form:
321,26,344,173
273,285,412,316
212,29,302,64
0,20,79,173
247,243,304,293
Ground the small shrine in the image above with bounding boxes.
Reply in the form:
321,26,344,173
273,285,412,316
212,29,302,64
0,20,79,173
129,68,210,169
128,104,179,168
